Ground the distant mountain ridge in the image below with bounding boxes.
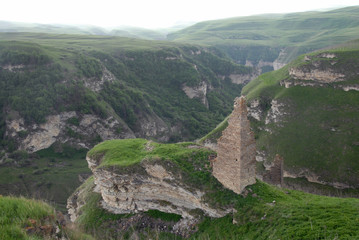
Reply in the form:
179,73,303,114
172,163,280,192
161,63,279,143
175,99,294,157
168,6,359,74
0,20,192,40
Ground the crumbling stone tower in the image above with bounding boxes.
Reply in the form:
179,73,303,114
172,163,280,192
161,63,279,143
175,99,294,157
213,96,256,194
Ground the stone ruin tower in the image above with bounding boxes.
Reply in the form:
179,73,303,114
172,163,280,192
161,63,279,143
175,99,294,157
213,96,256,194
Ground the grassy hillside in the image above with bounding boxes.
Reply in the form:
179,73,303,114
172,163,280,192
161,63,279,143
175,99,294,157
199,40,359,193
168,6,359,66
242,40,359,188
72,139,359,239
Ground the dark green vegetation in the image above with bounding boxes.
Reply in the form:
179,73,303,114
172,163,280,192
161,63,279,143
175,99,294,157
0,30,248,221
169,6,359,66
0,32,249,150
242,40,359,188
0,145,90,211
75,140,359,239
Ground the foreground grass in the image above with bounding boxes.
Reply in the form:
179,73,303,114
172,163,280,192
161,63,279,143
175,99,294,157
74,178,359,239
0,196,95,240
194,181,359,239
0,196,53,240
78,139,359,239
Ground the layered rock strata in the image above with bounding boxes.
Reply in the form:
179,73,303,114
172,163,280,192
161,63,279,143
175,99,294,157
86,154,231,223
213,96,256,194
6,112,135,152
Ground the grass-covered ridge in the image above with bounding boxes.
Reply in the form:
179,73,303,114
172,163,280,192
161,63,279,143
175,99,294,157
241,40,359,188
88,138,238,209
88,139,210,168
73,177,359,239
168,6,359,65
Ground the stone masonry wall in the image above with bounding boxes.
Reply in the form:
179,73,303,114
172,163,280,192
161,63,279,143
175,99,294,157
212,96,256,194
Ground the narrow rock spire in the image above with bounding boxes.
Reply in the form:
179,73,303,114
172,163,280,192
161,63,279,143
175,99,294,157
213,96,256,194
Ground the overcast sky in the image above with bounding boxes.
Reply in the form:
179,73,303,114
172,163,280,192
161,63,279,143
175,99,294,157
1,0,358,29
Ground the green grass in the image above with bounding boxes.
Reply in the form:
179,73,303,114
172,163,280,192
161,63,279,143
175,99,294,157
0,196,53,240
88,138,209,168
193,181,359,239
0,195,95,240
198,116,228,144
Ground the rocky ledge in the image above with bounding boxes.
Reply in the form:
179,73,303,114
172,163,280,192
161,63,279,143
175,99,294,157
69,139,235,234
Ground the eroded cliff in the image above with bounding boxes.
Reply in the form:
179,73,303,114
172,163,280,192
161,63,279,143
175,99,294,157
69,139,237,235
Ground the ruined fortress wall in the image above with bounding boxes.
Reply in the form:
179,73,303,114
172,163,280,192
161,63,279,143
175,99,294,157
213,96,256,194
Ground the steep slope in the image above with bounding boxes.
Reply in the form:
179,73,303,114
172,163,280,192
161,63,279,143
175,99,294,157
0,33,252,155
168,6,359,74
200,40,359,194
68,139,359,239
241,40,359,193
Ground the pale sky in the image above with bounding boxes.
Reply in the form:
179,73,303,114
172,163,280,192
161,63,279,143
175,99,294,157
1,0,358,29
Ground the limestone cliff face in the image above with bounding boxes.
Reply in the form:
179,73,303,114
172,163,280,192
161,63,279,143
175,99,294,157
213,97,256,194
288,53,346,83
86,153,231,223
289,68,345,83
282,52,359,91
182,81,209,108
5,111,135,152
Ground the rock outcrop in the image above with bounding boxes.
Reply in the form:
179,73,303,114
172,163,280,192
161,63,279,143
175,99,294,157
82,142,232,232
182,81,209,108
213,97,256,194
289,68,345,83
6,112,135,152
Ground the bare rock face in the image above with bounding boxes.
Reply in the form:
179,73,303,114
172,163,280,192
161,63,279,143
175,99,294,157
213,96,256,194
227,73,258,85
6,112,135,152
86,156,230,222
289,68,345,83
182,81,209,107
